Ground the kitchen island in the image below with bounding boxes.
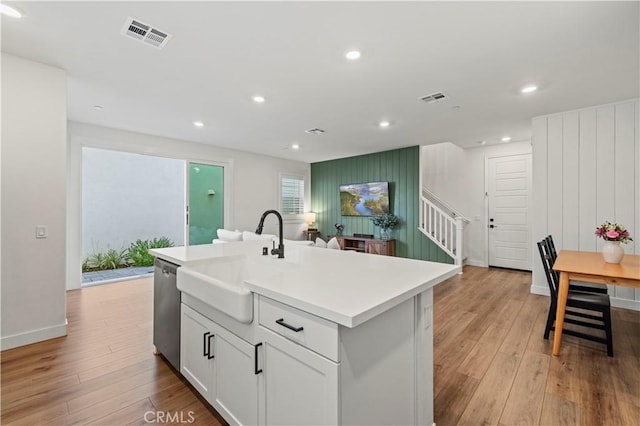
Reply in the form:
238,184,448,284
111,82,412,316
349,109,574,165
151,241,459,426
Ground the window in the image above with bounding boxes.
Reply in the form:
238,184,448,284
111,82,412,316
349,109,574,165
280,175,305,215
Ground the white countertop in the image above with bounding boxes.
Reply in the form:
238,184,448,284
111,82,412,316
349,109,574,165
151,242,460,328
150,241,267,266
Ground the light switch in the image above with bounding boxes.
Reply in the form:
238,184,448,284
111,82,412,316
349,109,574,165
423,306,432,330
36,225,47,239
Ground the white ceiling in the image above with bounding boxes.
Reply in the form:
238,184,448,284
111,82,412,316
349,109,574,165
2,1,638,163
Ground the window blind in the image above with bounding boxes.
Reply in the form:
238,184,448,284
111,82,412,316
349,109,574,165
281,177,304,214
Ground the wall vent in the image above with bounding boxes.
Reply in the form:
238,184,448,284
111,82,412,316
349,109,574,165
121,17,172,49
305,128,326,134
420,92,448,104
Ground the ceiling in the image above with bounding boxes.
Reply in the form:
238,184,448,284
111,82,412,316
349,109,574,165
2,1,638,163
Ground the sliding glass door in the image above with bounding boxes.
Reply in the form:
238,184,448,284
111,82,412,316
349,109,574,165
187,162,224,245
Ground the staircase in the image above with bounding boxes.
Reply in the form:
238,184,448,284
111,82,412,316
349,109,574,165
418,188,469,266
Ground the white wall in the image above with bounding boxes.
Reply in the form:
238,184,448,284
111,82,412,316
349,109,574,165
532,99,639,310
82,148,185,257
1,54,68,349
421,141,532,266
67,122,310,289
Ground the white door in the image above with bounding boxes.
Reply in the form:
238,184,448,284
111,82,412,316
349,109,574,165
487,154,532,270
180,304,214,397
258,326,339,426
210,322,259,426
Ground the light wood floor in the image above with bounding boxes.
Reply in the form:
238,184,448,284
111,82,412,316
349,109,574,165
433,267,640,426
0,277,224,426
1,267,638,425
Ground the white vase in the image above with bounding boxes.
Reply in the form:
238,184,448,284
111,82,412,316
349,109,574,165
602,241,624,264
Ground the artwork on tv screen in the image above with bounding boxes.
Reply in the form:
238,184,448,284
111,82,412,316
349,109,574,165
340,181,390,216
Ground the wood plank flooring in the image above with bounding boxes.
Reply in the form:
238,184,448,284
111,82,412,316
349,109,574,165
1,277,224,426
434,266,640,426
1,266,639,425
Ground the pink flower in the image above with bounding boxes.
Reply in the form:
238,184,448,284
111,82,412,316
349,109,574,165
595,229,603,237
606,230,619,239
622,231,630,237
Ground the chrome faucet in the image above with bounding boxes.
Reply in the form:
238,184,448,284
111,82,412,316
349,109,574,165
255,210,285,259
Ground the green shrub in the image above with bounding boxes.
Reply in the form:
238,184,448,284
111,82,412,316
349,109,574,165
128,237,174,267
84,248,129,271
82,237,174,272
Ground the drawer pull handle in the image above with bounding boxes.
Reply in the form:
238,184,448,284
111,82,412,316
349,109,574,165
276,318,304,332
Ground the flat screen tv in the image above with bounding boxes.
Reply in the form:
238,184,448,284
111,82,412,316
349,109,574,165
340,181,390,216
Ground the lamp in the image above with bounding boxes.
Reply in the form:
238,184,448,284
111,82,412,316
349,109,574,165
304,212,317,230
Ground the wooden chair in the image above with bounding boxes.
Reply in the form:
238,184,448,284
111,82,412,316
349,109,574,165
545,235,608,294
537,239,613,357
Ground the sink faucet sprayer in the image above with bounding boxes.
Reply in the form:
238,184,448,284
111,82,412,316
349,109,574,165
255,210,285,259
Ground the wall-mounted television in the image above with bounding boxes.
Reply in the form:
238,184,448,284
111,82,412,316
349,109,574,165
340,181,390,216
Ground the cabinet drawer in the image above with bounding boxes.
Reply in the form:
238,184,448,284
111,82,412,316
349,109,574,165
258,296,339,362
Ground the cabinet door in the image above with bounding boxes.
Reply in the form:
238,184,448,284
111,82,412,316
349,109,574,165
365,240,395,256
209,322,259,426
180,304,214,397
258,326,339,426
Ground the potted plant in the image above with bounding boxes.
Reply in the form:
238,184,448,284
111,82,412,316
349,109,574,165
595,221,632,263
371,214,399,240
334,223,344,236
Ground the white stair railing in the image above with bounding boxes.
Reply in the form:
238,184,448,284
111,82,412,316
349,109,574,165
422,186,467,220
418,195,466,266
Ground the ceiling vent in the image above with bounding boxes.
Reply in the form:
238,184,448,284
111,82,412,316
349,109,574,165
121,17,172,49
305,128,325,135
420,92,448,104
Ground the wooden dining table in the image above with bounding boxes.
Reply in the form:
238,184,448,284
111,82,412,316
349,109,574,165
552,250,640,356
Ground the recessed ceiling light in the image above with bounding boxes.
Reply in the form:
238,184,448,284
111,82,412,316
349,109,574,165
521,85,538,94
193,121,204,127
291,144,300,150
93,105,103,110
345,50,361,60
252,95,265,103
379,121,391,128
501,136,511,142
477,140,487,145
0,4,23,18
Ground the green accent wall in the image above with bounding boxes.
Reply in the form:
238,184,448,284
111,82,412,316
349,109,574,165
311,146,452,263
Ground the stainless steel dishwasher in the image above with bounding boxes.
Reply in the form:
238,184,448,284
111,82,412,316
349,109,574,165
153,258,180,370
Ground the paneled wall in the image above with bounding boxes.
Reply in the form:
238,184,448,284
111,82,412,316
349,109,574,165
532,99,639,310
311,146,451,263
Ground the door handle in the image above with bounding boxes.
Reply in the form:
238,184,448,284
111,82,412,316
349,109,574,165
254,343,263,375
207,333,215,359
203,332,210,357
203,332,215,359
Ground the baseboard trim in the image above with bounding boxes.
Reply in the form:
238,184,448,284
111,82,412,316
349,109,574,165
464,259,486,267
530,285,639,311
530,284,550,296
0,319,68,351
611,297,640,311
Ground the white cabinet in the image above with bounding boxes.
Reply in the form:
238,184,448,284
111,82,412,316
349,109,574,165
210,321,259,426
180,304,259,426
258,326,339,426
181,288,435,426
180,303,215,397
